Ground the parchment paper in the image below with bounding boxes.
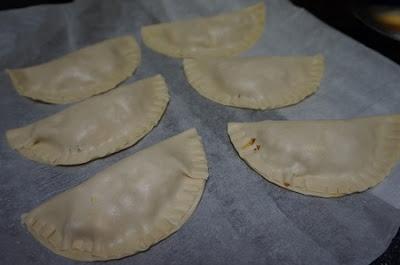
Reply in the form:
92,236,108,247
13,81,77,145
1,0,400,264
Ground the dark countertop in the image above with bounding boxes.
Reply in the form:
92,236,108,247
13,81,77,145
372,229,400,264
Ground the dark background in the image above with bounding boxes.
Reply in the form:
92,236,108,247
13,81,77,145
1,0,399,264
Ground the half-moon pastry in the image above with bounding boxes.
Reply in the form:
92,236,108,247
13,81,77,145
184,55,324,109
22,128,208,261
6,75,169,165
141,2,265,58
228,115,400,197
7,35,140,104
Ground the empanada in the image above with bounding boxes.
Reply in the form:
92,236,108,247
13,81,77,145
141,2,265,58
22,128,208,261
228,115,400,197
184,55,324,109
6,75,169,165
7,35,140,104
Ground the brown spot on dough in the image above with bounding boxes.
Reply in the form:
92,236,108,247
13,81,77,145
283,182,290,187
242,138,256,149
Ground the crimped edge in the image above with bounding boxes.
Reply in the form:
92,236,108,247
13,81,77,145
227,116,400,197
183,55,324,110
350,115,400,194
22,128,209,261
6,75,169,165
141,2,265,58
6,35,141,104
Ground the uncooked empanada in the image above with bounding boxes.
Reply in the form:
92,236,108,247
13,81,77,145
22,128,208,261
228,115,400,197
184,55,324,109
7,35,140,104
6,75,169,165
141,2,265,58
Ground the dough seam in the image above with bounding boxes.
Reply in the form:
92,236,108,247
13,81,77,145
141,3,265,58
6,36,141,104
183,55,324,110
8,75,169,165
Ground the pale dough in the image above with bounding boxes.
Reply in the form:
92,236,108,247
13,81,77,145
228,115,400,197
6,75,169,165
22,128,208,261
184,55,324,110
7,35,140,104
141,2,265,58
